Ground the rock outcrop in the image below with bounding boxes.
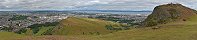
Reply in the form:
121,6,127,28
142,3,197,27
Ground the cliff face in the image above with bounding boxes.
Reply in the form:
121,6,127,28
142,4,197,27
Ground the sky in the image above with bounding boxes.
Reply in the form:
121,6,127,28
0,0,197,11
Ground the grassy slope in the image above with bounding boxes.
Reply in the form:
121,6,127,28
52,17,122,35
92,15,197,40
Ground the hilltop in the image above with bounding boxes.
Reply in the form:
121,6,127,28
51,17,128,35
142,3,197,27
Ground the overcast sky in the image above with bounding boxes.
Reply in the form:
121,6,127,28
0,0,197,11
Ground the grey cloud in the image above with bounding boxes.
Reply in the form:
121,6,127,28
0,0,196,10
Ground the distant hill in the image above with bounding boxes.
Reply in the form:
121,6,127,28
142,3,197,27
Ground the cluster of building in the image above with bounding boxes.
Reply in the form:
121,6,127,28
0,13,69,31
74,13,149,24
0,11,149,31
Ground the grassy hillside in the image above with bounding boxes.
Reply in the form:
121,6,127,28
88,15,197,40
142,4,197,27
17,15,197,40
51,17,127,35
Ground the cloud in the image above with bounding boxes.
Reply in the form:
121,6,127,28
76,0,197,10
0,0,196,10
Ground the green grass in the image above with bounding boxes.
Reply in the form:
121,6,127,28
0,32,24,40
52,17,123,35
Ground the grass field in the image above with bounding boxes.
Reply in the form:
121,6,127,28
0,32,24,40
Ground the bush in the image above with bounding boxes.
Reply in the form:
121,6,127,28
25,22,59,34
105,25,114,30
16,28,27,34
